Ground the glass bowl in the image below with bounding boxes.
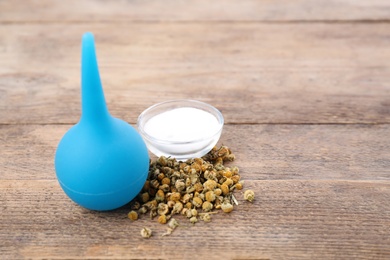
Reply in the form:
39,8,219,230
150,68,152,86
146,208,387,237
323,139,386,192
137,99,224,161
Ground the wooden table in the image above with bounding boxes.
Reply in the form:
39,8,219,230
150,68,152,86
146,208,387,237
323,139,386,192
1,1,390,259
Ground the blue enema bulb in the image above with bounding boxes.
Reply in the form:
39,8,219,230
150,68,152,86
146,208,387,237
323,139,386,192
54,32,150,211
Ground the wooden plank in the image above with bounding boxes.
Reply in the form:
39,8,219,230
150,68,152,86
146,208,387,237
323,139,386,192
1,124,389,181
1,0,390,22
1,179,389,259
1,1,389,259
1,23,390,124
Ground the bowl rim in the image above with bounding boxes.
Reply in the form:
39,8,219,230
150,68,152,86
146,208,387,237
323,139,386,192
137,99,224,145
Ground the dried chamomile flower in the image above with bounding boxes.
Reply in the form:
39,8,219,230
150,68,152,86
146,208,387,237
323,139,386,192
175,180,186,192
185,202,192,209
131,201,141,210
200,213,211,222
168,218,179,229
155,189,165,202
214,157,224,167
186,209,193,218
159,184,170,193
191,209,198,217
138,206,148,214
140,192,150,203
204,170,216,180
235,182,243,190
157,173,165,181
203,179,217,191
217,146,230,158
167,200,175,208
171,201,183,214
144,199,157,210
192,197,203,208
226,153,235,161
202,201,213,212
160,178,169,186
214,188,222,196
231,166,239,175
186,186,195,194
184,178,191,187
193,157,203,166
181,193,192,204
214,199,222,209
171,170,180,179
244,190,255,202
181,208,188,216
189,164,198,172
153,168,160,175
140,227,152,238
221,184,229,196
157,203,169,215
231,175,240,184
223,178,234,187
150,208,157,219
150,179,160,189
223,170,232,178
183,165,191,173
205,191,216,202
170,192,181,202
127,210,138,221
221,202,234,213
194,182,203,193
157,215,167,224
157,156,168,166
190,216,198,224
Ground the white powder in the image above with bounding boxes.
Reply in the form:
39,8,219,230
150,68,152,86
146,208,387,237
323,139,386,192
144,107,220,142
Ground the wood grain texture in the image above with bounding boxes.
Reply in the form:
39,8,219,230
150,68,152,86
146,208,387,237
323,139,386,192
1,0,390,22
1,1,390,259
1,124,389,181
1,23,390,124
1,179,389,259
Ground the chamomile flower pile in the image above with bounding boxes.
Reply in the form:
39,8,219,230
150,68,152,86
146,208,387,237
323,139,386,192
127,145,254,238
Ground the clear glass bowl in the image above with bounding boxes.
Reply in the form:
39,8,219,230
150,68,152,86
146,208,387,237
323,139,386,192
137,99,224,161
